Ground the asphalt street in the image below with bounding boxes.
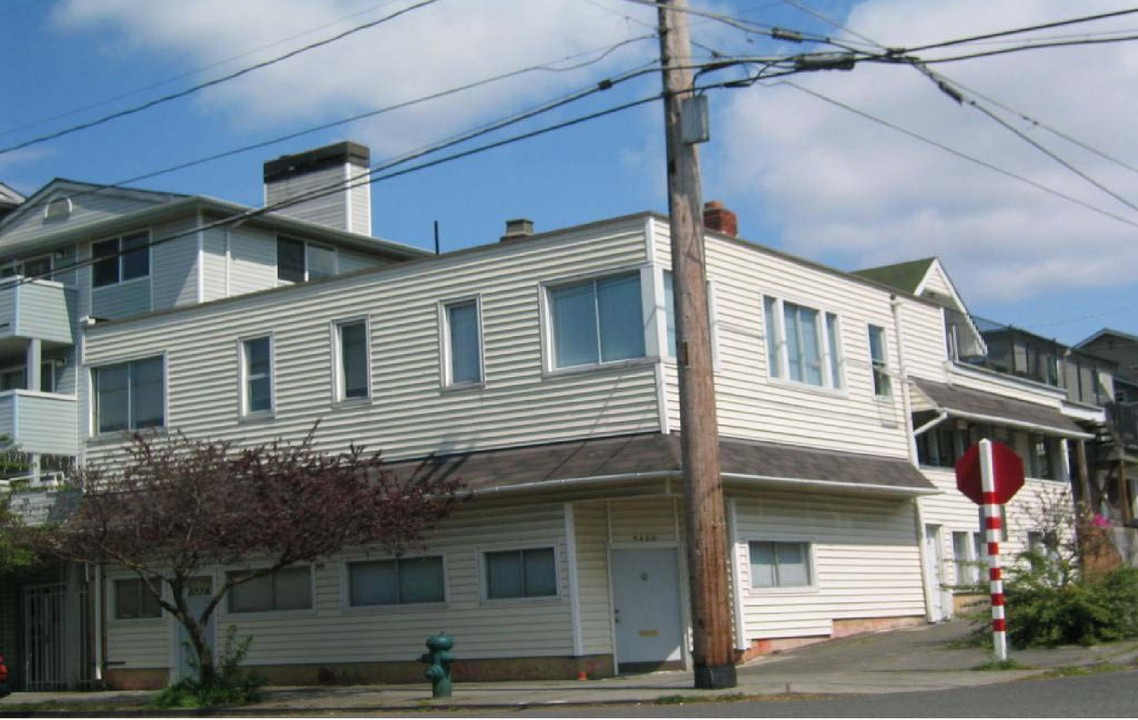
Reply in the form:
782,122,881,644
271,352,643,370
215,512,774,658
447,669,1138,718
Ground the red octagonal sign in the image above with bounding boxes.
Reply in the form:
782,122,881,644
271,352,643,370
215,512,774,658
955,440,1025,506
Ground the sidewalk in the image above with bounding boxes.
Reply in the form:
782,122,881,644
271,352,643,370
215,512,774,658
4,620,1138,713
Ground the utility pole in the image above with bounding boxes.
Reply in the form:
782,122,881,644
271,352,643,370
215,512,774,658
657,0,737,690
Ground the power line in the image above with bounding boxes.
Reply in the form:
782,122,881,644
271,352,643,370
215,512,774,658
776,0,886,50
0,0,408,140
0,0,443,158
1029,303,1138,330
770,79,1138,231
8,35,657,223
899,7,1138,54
913,33,1138,64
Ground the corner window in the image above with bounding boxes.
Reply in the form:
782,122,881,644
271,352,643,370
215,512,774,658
348,557,445,606
241,337,273,415
763,296,842,389
442,299,482,386
114,578,162,619
277,237,337,283
94,356,164,433
662,271,717,362
749,540,812,589
336,320,370,400
92,232,149,288
549,272,644,369
868,325,892,397
485,548,557,599
227,566,311,613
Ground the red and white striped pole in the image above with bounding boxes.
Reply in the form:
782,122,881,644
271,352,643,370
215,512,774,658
979,439,1008,661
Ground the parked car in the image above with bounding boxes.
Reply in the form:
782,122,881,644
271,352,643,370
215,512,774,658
0,652,9,697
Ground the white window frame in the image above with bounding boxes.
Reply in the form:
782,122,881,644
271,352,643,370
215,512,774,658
276,235,339,285
238,334,275,419
761,295,844,392
90,230,152,290
438,295,485,390
661,269,720,371
89,352,168,437
339,553,449,613
477,543,562,604
111,576,164,622
331,316,372,403
745,538,819,594
221,564,316,618
868,323,893,399
539,265,653,376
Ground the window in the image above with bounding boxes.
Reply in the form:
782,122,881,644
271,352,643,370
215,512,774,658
94,357,164,433
241,337,273,415
227,566,312,613
114,578,162,619
1029,434,1058,480
21,256,52,280
0,362,55,393
277,237,337,283
749,540,812,589
485,548,557,599
348,557,445,606
442,299,482,386
868,324,892,397
549,272,644,369
763,296,842,389
92,232,149,288
336,320,370,400
977,506,1008,542
952,531,979,586
915,414,964,468
662,271,716,361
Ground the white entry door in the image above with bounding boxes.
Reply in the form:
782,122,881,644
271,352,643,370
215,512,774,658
174,577,215,681
923,525,945,622
611,548,683,672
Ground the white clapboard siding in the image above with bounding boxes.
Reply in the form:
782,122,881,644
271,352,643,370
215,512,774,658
732,489,925,640
606,496,681,544
654,222,911,458
0,188,167,248
227,225,279,297
574,501,614,656
338,247,385,274
201,226,228,302
84,219,659,462
896,298,949,382
104,502,574,669
151,222,200,310
265,165,351,232
919,262,953,297
945,364,1068,408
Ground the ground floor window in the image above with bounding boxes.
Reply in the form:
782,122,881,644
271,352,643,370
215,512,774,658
748,540,812,589
348,557,445,606
227,566,312,613
113,578,162,620
484,548,557,599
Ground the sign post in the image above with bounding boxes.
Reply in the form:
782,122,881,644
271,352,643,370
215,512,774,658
955,438,1024,662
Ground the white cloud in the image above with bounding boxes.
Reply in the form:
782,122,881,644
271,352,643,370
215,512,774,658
716,0,1138,302
52,0,659,154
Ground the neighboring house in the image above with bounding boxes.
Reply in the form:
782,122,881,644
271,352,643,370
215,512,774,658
0,143,1093,690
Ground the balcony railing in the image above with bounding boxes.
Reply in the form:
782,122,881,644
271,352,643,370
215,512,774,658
1107,402,1138,448
0,278,75,345
0,390,78,457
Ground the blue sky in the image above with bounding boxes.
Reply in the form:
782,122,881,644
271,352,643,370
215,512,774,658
1,0,1136,347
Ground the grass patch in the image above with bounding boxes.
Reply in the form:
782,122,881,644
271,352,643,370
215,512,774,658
972,659,1028,671
1039,663,1125,679
656,693,752,705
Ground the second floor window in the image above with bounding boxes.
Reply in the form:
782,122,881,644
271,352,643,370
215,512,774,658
764,296,842,389
242,337,273,415
549,272,644,369
94,356,164,433
868,325,892,397
278,237,336,283
336,320,369,400
443,299,482,386
93,232,149,288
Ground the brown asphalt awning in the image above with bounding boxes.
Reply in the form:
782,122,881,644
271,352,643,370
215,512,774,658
383,433,937,496
912,378,1092,439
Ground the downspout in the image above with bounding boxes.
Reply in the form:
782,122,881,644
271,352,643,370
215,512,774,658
92,563,103,684
892,295,937,623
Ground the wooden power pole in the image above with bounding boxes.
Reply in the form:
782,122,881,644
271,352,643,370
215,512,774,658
657,0,737,690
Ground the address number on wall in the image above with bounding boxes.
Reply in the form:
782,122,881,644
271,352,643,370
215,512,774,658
631,534,657,542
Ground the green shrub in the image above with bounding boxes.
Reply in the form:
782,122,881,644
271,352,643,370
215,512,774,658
974,550,1138,649
150,626,265,709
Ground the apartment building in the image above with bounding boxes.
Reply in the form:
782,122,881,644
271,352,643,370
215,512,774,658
0,142,1101,690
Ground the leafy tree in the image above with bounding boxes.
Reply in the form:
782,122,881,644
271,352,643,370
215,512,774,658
0,434,37,576
4,428,462,687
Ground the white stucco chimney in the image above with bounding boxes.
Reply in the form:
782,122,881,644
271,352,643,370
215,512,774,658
263,141,372,236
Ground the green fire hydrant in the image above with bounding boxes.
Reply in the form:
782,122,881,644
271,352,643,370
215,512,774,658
420,632,454,698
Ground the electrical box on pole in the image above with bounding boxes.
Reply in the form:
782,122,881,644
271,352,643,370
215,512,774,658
681,95,710,144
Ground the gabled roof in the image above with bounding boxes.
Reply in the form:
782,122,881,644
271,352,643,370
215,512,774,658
0,177,185,233
0,183,25,208
852,257,936,294
1078,327,1138,349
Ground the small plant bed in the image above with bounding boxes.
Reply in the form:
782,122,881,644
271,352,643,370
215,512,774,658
149,628,265,710
971,659,1028,671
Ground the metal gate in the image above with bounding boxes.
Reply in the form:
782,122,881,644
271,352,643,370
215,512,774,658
23,584,67,691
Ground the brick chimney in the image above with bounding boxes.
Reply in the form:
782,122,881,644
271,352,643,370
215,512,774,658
264,141,371,235
703,200,737,237
499,218,534,242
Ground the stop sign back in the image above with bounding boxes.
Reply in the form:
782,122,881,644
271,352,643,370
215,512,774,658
955,440,1024,505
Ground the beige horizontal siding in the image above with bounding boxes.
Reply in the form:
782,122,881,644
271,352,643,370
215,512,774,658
574,501,614,656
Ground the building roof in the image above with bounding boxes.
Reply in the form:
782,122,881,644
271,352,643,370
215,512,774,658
382,432,937,496
912,378,1092,438
852,258,936,293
